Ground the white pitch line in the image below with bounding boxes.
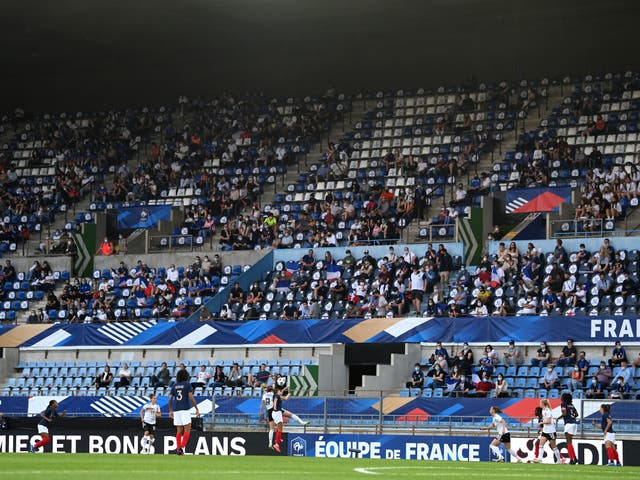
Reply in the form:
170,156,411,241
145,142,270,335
0,471,323,476
352,466,638,476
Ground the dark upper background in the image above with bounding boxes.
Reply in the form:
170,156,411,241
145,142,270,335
2,0,639,112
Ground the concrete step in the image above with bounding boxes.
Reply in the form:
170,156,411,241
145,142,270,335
416,86,565,233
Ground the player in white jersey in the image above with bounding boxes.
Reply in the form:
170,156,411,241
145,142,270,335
480,406,521,462
259,385,276,448
535,399,561,463
140,394,161,453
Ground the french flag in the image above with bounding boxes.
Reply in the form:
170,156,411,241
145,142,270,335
276,279,291,292
326,264,342,281
285,261,300,277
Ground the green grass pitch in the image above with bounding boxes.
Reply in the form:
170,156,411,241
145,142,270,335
1,454,639,480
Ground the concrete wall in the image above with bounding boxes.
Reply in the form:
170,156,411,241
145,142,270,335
17,345,332,366
488,237,639,257
0,348,19,381
356,343,421,394
418,342,630,366
318,344,348,396
273,242,465,264
93,249,270,271
4,256,73,274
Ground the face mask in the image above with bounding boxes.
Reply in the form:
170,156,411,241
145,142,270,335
548,368,553,373
414,367,420,372
460,377,466,381
540,345,545,349
435,367,440,371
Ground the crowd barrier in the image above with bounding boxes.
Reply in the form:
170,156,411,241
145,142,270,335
5,315,640,349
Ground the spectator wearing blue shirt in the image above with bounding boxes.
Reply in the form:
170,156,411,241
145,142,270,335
406,363,424,389
250,363,271,387
541,291,559,311
609,341,627,368
577,351,590,384
429,342,450,365
586,374,606,399
609,376,631,400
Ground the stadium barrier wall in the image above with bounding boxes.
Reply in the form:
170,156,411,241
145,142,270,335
488,237,640,258
0,417,279,455
288,433,630,465
11,315,640,349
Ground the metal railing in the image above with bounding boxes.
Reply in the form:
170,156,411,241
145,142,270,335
206,411,640,436
550,219,616,238
148,234,212,252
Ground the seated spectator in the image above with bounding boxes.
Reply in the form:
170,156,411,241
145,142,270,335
225,363,244,388
617,360,634,385
150,362,171,388
281,300,299,320
212,365,227,388
250,363,271,387
632,351,640,369
586,374,606,399
530,341,551,367
494,373,510,398
503,340,523,365
470,299,488,316
228,282,245,304
432,364,446,388
517,295,538,315
593,272,612,296
541,291,559,311
540,365,559,390
621,272,637,297
300,249,316,270
595,360,613,388
27,310,40,324
114,363,132,389
474,372,495,397
609,376,631,400
458,342,474,364
406,363,424,389
609,341,628,368
449,373,474,398
477,351,494,376
557,338,577,367
428,342,450,365
191,365,212,389
567,366,584,391
95,366,113,388
483,345,496,363
452,350,472,376
577,351,590,381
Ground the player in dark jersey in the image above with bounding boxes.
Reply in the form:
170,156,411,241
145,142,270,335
276,376,309,426
271,386,285,453
169,369,200,455
592,403,621,466
29,399,67,453
560,392,579,464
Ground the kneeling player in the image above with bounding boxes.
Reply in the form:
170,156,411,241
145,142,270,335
140,393,161,453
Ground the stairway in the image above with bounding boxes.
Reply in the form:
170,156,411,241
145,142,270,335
405,86,566,243
354,343,421,396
